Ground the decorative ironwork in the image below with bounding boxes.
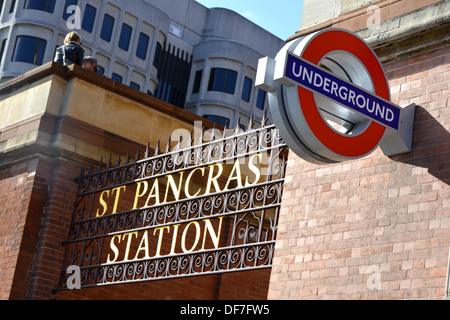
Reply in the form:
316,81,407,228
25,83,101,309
58,114,287,289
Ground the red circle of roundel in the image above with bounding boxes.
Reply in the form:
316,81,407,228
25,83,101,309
298,30,389,158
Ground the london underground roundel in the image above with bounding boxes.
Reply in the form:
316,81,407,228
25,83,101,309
256,28,415,164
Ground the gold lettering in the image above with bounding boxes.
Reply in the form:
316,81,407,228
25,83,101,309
181,221,201,253
153,226,170,257
201,217,223,250
185,167,205,198
96,190,110,217
133,181,148,210
170,224,181,255
205,164,223,194
122,232,138,261
105,218,227,264
224,159,243,190
164,173,184,203
134,230,150,260
111,186,126,214
106,234,121,263
245,153,262,186
145,179,160,207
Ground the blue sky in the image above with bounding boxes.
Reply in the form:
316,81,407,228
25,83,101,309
196,0,304,40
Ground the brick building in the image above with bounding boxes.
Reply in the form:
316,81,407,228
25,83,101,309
0,0,449,301
268,0,449,300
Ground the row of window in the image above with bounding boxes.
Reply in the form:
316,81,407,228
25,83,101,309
2,41,266,111
202,115,250,131
0,0,14,15
1,0,56,16
0,34,140,88
63,1,152,61
109,73,140,90
0,0,153,63
204,115,230,128
9,35,47,65
193,68,266,110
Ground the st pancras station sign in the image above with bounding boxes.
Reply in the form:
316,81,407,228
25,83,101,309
58,117,288,289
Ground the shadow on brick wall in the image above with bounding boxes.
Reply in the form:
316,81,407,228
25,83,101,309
392,105,449,185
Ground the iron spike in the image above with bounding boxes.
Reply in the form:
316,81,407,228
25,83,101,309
135,146,140,162
106,153,112,169
210,123,216,141
116,152,121,167
262,109,268,127
235,116,241,134
188,130,194,148
155,140,160,156
88,158,94,174
165,136,172,153
144,142,150,159
248,113,254,130
177,135,183,151
97,156,103,172
198,126,205,145
125,150,130,164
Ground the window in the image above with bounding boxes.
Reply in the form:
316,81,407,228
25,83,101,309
100,14,115,42
156,81,171,102
23,0,55,13
136,32,150,60
9,0,16,13
111,73,122,83
242,77,252,102
62,0,77,20
153,42,162,66
204,115,230,128
97,65,104,75
130,82,140,91
192,70,203,94
0,39,7,64
118,23,132,51
82,4,96,33
256,89,266,110
0,0,4,15
208,68,237,95
12,36,46,65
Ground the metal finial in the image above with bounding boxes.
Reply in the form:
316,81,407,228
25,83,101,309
248,113,255,130
154,140,160,156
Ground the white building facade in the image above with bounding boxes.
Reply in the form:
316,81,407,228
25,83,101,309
0,0,284,128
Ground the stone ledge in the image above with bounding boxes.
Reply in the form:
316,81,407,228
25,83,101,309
287,1,449,63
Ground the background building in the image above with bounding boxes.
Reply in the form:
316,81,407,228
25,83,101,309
0,0,284,129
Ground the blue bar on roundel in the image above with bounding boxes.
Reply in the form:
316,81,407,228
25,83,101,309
284,53,400,131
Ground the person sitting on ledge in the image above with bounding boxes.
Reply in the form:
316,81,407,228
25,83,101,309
54,31,85,67
82,56,98,73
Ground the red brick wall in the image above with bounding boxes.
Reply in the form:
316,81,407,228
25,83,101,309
53,268,270,300
268,45,449,299
26,159,80,300
1,155,272,300
0,155,272,300
0,158,79,300
0,159,39,299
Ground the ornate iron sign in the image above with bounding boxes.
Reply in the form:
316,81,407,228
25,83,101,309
58,116,287,289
